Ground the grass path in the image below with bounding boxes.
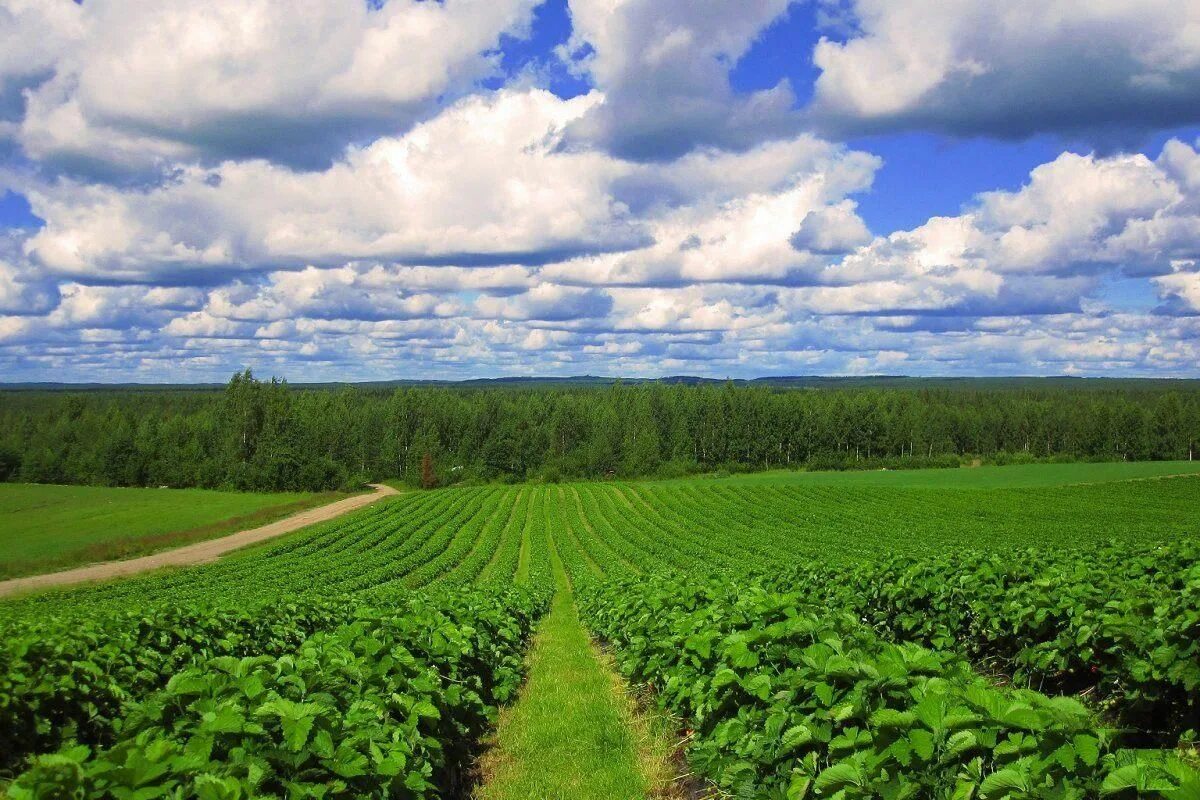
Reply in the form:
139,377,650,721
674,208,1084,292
476,529,679,800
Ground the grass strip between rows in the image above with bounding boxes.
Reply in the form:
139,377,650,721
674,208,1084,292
476,532,680,800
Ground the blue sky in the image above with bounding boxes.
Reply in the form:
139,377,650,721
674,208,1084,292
1,0,1199,381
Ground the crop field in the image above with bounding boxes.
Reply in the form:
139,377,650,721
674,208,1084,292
0,484,330,579
679,459,1200,489
2,465,1198,798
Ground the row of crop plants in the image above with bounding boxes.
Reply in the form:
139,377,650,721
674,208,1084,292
578,570,1200,799
629,476,1200,562
0,487,556,797
587,496,1200,745
7,586,549,798
607,482,1200,748
562,483,1200,798
782,539,1200,747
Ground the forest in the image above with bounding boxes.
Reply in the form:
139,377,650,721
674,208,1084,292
1,370,1198,492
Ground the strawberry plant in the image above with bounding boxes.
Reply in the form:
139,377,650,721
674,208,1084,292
7,587,548,798
780,540,1200,745
579,571,1200,799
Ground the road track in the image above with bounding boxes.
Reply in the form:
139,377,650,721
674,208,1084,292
0,484,400,598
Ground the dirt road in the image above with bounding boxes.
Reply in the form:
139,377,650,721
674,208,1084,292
0,483,400,598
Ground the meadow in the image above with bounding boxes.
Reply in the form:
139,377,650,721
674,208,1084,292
1,462,1198,798
0,484,331,579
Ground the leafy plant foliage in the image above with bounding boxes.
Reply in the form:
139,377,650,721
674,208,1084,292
579,572,1200,799
788,541,1200,746
6,588,547,798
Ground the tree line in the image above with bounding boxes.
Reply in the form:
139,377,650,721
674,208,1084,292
0,370,1197,492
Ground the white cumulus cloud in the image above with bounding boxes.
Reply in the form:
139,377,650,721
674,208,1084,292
22,89,642,281
4,0,540,174
561,0,801,159
808,0,1200,139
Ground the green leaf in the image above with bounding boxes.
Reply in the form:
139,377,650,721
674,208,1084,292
871,709,916,730
1072,734,1100,767
725,640,760,669
907,729,935,761
814,762,864,793
685,633,713,659
979,768,1032,799
780,724,815,755
712,667,740,689
742,673,772,700
1051,743,1076,770
193,774,244,800
412,700,440,720
788,773,813,800
946,730,978,758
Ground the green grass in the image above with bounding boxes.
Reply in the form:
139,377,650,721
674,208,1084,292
0,483,335,579
654,459,1200,489
476,538,677,800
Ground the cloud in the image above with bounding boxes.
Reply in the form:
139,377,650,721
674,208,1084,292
475,282,613,321
22,89,645,282
4,0,540,175
206,267,465,324
560,0,802,159
13,133,1200,381
604,285,783,334
811,139,1200,317
46,283,205,331
0,233,58,314
974,150,1192,274
613,135,876,211
0,0,79,124
164,311,258,341
1154,260,1200,314
789,204,873,255
19,97,890,290
545,137,882,286
807,0,1200,140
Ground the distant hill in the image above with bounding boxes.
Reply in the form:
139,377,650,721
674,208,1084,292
3,375,1200,393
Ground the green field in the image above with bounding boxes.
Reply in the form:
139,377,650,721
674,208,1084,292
0,484,331,579
2,462,1198,797
665,458,1200,489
